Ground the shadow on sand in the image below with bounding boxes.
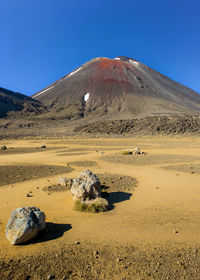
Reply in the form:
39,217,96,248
25,222,72,245
102,190,132,210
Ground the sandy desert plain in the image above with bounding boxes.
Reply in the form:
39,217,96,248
0,135,200,280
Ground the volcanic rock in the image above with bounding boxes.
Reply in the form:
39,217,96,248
5,207,46,245
71,170,101,201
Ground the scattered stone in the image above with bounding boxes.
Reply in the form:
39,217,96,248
26,193,33,197
58,177,72,188
5,207,46,245
116,258,122,262
71,170,101,201
41,145,46,149
133,147,141,154
155,186,160,190
1,145,7,150
133,147,147,155
75,241,80,245
93,250,99,256
47,275,55,280
173,230,179,234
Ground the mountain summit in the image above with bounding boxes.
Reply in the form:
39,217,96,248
32,57,200,120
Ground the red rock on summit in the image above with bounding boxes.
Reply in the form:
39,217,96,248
32,56,200,120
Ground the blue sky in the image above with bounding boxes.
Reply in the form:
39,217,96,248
0,0,199,95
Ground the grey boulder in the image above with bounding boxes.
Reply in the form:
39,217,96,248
71,170,101,201
5,207,46,245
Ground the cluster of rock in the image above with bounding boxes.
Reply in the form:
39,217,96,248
133,147,146,155
121,147,146,155
71,170,108,212
71,170,102,201
5,170,107,245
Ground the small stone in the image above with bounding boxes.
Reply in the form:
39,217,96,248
75,241,80,245
173,230,179,234
116,258,122,262
155,186,160,190
47,275,55,280
93,250,99,255
41,145,46,149
1,145,7,150
26,193,32,197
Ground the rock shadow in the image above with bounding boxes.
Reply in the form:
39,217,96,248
25,222,72,245
102,190,132,210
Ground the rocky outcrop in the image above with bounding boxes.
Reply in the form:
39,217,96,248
71,170,101,201
5,207,46,245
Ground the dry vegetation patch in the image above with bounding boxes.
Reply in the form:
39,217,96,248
74,198,109,213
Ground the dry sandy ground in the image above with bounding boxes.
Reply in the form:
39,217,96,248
0,136,200,279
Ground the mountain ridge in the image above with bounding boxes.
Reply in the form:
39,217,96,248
0,87,46,118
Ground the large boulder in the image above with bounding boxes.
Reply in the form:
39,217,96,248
71,170,101,201
5,207,46,245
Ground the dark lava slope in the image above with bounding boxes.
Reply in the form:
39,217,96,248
0,87,46,118
32,56,200,120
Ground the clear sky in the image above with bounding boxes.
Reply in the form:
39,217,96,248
0,0,200,96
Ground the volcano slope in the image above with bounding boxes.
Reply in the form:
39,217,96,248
0,87,46,118
32,56,200,120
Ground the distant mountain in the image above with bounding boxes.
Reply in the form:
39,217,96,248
32,56,200,120
0,87,46,118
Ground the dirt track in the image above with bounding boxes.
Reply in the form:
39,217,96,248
0,136,200,279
